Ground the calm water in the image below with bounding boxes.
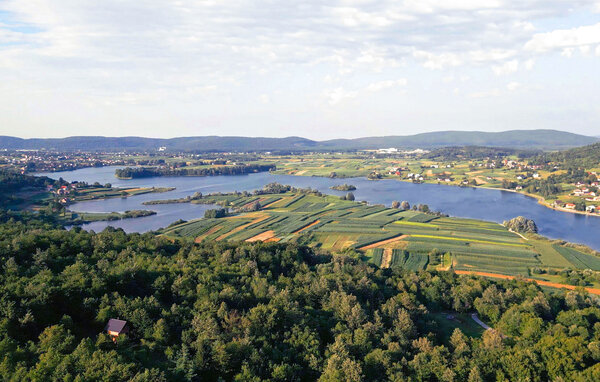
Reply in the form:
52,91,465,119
38,166,600,250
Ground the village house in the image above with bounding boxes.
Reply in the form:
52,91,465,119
105,319,129,341
586,205,597,213
565,203,576,209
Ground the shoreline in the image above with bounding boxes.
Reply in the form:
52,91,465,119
278,171,600,219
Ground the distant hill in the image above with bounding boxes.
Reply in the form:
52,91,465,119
319,130,598,151
1,129,596,152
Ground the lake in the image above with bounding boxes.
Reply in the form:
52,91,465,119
37,166,600,250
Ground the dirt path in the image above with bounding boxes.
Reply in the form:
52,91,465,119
293,220,320,234
508,229,529,240
471,313,491,330
381,248,393,268
359,234,408,250
246,230,276,242
455,270,600,295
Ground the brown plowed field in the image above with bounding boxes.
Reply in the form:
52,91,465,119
246,230,276,242
381,248,393,268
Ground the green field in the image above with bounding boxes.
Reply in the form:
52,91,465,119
158,186,600,275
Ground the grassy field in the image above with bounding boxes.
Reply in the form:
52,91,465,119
427,312,486,343
158,186,600,275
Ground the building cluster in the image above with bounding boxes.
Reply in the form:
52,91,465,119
47,183,79,205
501,159,544,171
1,151,126,173
558,177,600,213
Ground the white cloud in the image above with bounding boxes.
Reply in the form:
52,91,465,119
506,81,521,91
0,0,599,137
469,88,501,98
324,87,359,105
524,22,600,53
492,60,519,75
324,78,407,105
366,79,407,92
523,59,535,70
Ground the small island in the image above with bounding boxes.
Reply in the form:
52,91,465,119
67,209,157,224
330,183,356,191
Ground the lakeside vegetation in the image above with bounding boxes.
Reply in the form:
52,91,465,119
2,211,600,380
115,163,276,179
330,183,356,191
67,209,157,224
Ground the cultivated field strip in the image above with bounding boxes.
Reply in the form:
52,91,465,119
159,189,600,275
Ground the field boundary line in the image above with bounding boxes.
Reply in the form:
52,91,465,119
454,270,600,295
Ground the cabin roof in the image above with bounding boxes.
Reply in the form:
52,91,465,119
105,319,128,333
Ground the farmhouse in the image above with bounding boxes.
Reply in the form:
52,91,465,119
105,319,129,341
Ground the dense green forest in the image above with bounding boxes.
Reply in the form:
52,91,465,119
531,142,600,169
115,164,276,179
0,170,59,208
1,212,600,381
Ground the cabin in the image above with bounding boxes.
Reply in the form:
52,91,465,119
105,319,129,341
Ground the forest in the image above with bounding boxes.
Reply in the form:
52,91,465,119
1,211,600,381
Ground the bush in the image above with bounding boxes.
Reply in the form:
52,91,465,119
503,216,538,233
204,208,228,218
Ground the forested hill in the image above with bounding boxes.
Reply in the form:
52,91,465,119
1,129,596,152
532,141,600,168
2,213,600,380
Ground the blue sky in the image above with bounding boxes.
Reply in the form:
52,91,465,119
0,1,599,139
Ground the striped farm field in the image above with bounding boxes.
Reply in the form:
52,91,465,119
405,240,537,259
358,234,407,250
394,221,439,228
552,245,600,271
158,187,600,275
389,249,428,270
369,248,384,267
409,234,529,247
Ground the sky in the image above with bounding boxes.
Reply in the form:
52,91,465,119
0,1,599,140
